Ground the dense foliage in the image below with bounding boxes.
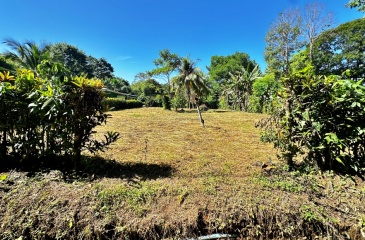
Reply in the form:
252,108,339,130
103,77,131,93
259,6,365,174
312,18,365,79
103,98,143,111
207,52,259,109
347,0,365,12
0,40,119,170
131,78,164,107
259,69,365,174
47,43,114,79
250,73,280,113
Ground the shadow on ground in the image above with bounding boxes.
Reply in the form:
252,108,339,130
0,155,174,182
80,156,174,180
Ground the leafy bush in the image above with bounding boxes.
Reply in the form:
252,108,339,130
162,95,171,110
103,98,143,111
250,73,280,113
259,72,365,174
170,92,187,110
0,68,119,169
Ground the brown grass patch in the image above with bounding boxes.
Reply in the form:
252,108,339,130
97,108,276,176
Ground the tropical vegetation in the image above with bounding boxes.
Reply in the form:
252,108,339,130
0,0,365,238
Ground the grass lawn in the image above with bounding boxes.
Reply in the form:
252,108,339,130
0,108,364,239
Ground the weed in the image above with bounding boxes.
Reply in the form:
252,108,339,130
176,187,189,204
300,204,319,221
97,182,161,216
254,175,304,193
200,175,224,195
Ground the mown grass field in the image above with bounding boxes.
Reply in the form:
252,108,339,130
1,108,365,239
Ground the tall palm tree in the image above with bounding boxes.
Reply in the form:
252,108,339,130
2,38,49,74
223,64,260,111
172,57,209,126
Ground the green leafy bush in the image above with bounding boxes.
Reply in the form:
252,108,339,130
259,72,365,174
162,95,171,110
103,98,143,111
0,68,119,169
250,73,280,113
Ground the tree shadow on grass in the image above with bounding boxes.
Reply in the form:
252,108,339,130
79,156,174,181
0,155,174,182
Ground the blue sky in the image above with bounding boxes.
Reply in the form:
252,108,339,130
1,0,363,82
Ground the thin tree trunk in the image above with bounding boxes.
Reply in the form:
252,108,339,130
167,77,172,100
196,104,205,127
73,131,82,171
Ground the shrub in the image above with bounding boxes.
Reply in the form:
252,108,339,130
250,73,280,113
162,95,171,110
103,98,143,111
259,72,365,174
0,69,119,169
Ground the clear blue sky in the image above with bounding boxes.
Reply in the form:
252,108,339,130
1,0,363,82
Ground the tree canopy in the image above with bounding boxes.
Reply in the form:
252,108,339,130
208,52,258,84
149,49,180,99
312,18,365,79
47,43,114,79
2,38,50,74
346,0,365,12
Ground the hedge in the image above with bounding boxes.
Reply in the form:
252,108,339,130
103,98,143,111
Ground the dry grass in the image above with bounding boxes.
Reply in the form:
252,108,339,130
1,108,365,239
97,108,276,177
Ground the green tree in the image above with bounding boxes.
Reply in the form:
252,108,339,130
208,52,258,109
131,78,163,107
208,52,257,84
87,56,114,80
222,64,261,111
149,49,180,99
172,57,209,126
346,0,365,12
103,77,131,93
250,73,280,113
48,43,114,79
2,38,49,74
47,43,89,77
265,7,303,76
312,18,365,79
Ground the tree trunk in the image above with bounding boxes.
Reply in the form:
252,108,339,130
167,77,172,100
196,104,205,127
73,128,82,171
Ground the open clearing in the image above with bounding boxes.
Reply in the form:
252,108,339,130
1,108,365,239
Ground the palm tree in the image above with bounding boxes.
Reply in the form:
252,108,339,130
2,38,49,74
172,57,209,126
222,64,260,111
